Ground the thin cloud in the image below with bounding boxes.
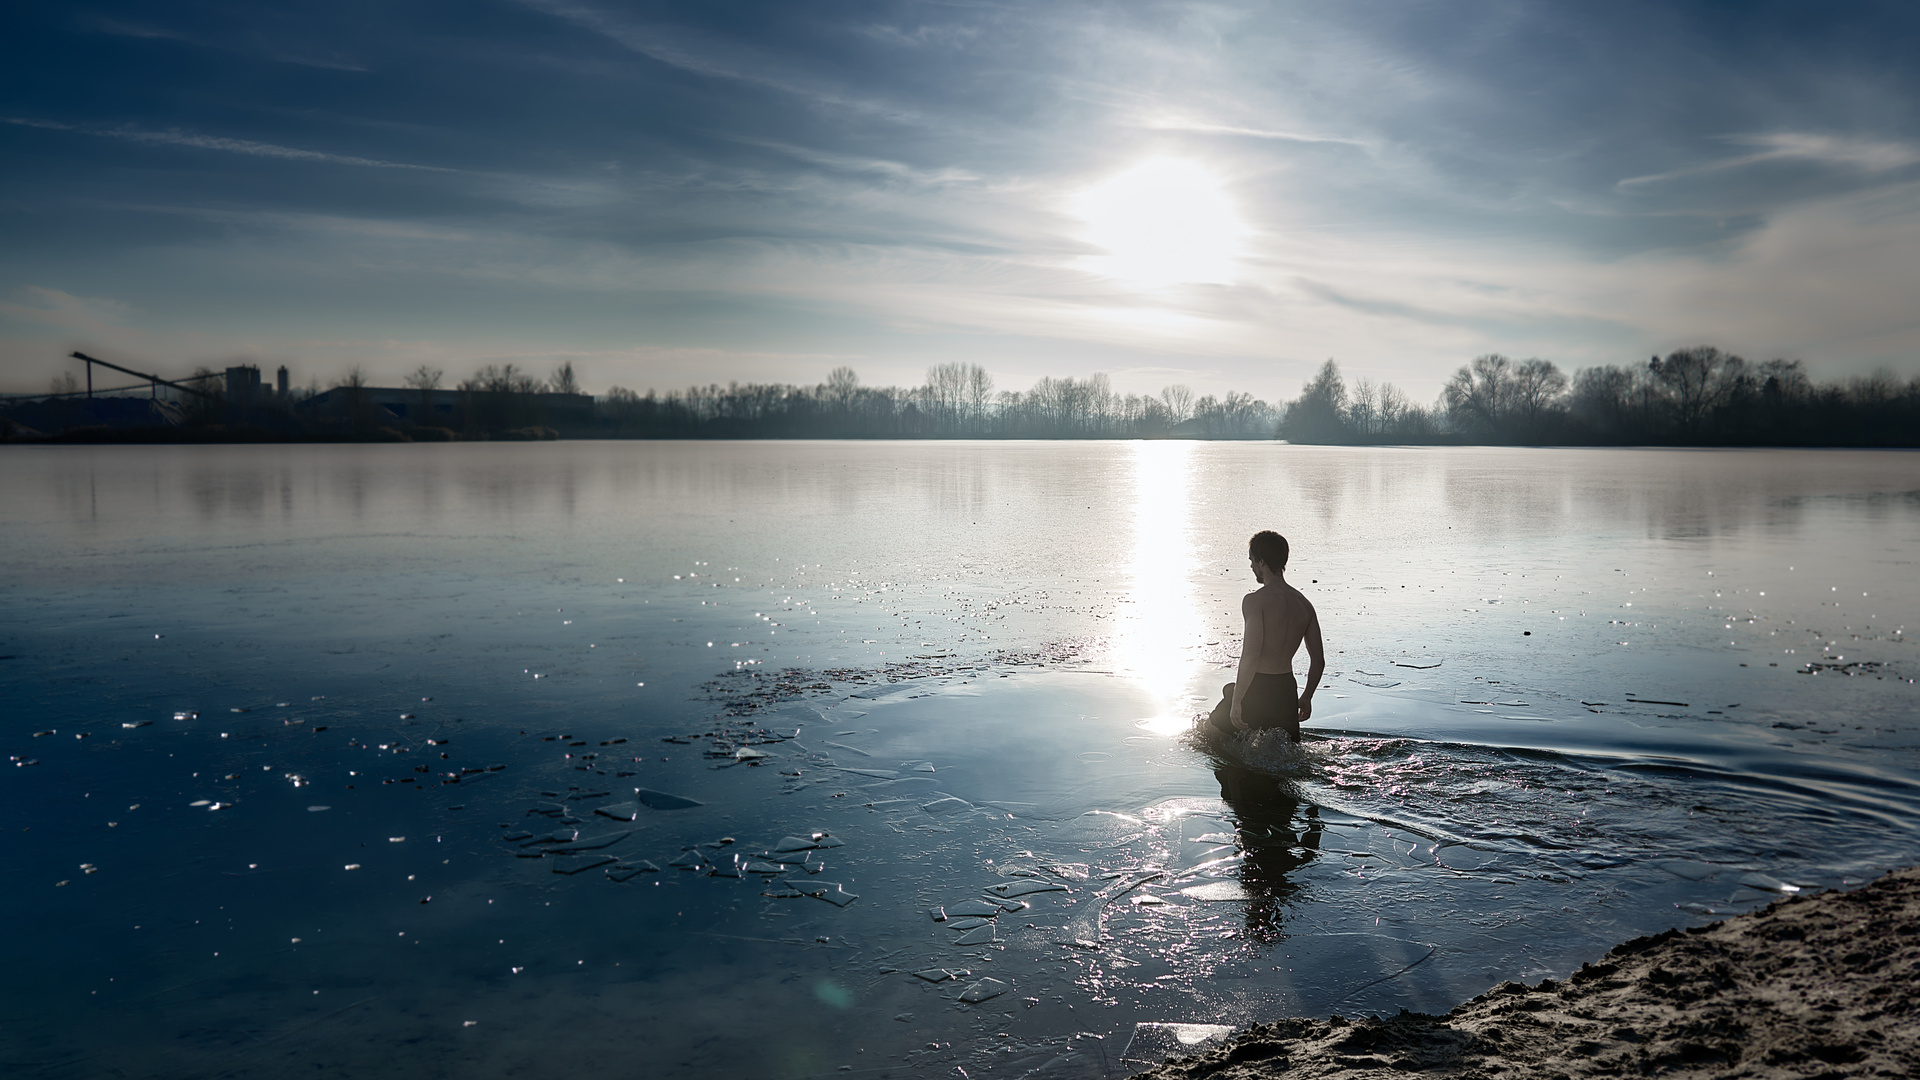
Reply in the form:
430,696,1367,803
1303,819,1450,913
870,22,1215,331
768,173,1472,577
86,17,194,43
1618,133,1920,188
84,15,370,72
2,285,137,328
1140,114,1371,149
725,137,980,186
514,0,919,122
3,118,450,171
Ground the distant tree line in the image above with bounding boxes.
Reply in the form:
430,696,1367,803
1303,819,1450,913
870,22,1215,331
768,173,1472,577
1277,348,1919,446
15,348,1915,446
599,363,1279,439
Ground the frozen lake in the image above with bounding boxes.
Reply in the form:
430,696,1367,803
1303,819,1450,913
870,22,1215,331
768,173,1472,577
3,441,1918,1078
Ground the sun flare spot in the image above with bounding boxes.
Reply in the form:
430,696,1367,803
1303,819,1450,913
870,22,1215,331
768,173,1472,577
1075,158,1247,288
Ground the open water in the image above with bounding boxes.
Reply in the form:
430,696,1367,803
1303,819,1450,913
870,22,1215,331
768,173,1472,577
3,441,1917,1078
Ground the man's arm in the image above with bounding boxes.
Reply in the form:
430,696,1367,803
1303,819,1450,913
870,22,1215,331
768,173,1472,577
1297,602,1325,723
1229,592,1263,730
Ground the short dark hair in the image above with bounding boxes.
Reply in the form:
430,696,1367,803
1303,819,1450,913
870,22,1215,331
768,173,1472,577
1249,530,1289,572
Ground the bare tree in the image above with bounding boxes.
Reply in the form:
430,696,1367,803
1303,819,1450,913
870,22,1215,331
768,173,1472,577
1653,347,1743,438
404,365,444,429
825,367,860,412
49,370,81,397
1378,382,1409,434
550,361,581,396
1347,377,1380,437
1509,358,1568,438
1159,384,1194,424
1443,354,1515,437
964,364,993,433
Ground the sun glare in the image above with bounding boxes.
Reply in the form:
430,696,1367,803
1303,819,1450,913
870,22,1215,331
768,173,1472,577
1117,441,1208,736
1075,158,1247,288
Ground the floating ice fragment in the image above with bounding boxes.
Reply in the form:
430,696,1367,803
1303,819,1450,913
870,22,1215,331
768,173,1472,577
550,854,617,875
957,978,1007,1003
762,883,804,898
667,851,708,870
1042,863,1090,881
810,835,844,849
306,806,330,812
912,968,960,983
928,906,946,922
953,925,997,946
773,836,819,853
945,900,1001,918
1179,881,1252,901
944,917,992,931
1121,1023,1236,1063
921,796,972,816
593,803,642,822
344,864,361,871
986,880,1067,899
741,860,784,874
190,800,210,807
633,788,703,810
809,882,858,907
1737,872,1801,893
1656,859,1716,881
566,831,631,852
389,837,405,843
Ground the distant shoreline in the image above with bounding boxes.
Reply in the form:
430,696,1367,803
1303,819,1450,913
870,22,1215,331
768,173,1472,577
5,426,1917,449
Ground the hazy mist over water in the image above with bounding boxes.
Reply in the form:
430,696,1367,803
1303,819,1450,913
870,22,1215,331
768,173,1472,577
4,442,1918,1078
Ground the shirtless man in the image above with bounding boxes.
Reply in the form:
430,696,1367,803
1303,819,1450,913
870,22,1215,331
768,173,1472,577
1217,530,1325,742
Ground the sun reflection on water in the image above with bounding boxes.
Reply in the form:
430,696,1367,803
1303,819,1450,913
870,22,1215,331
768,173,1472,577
1119,441,1209,735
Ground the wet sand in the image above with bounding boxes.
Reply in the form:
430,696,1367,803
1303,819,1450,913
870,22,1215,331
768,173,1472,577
1127,866,1919,1079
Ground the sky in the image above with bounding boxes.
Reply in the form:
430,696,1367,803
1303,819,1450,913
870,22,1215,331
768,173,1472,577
4,1,1920,404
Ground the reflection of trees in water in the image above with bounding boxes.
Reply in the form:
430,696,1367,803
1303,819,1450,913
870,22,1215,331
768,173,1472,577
1214,764,1323,946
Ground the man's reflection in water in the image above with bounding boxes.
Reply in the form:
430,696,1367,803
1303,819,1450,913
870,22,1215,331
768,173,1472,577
1214,763,1324,944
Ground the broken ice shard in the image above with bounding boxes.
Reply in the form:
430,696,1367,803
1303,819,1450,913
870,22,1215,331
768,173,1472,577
958,978,1008,1003
986,880,1068,898
634,788,703,810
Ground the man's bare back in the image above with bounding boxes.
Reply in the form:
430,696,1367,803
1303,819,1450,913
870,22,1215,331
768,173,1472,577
1228,531,1325,736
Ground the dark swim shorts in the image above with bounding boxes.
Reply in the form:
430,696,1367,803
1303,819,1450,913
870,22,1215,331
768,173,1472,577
1206,672,1301,742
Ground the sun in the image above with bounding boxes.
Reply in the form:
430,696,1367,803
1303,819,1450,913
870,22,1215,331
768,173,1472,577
1074,158,1248,288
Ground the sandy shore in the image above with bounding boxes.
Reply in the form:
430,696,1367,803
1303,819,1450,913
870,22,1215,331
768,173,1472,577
1128,866,1919,1079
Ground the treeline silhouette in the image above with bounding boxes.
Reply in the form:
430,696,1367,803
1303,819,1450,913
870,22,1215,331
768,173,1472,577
601,364,1279,439
15,349,1915,447
1279,348,1920,446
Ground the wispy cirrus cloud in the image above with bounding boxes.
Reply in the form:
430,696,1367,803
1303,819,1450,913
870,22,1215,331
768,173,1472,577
1619,133,1920,188
0,285,137,329
85,14,371,71
1139,114,1371,149
3,117,450,171
513,0,919,122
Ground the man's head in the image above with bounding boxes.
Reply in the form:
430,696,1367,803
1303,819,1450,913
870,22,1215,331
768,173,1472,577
1249,530,1289,580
